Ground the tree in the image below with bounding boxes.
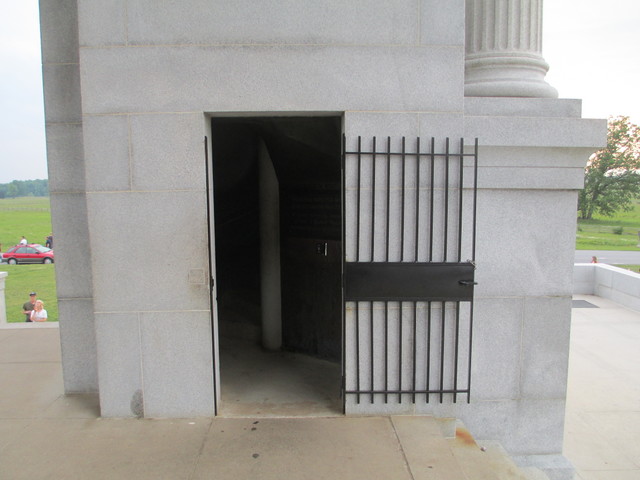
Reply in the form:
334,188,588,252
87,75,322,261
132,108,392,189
6,183,19,198
578,116,640,220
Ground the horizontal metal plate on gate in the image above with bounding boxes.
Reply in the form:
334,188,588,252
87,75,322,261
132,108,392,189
344,262,476,301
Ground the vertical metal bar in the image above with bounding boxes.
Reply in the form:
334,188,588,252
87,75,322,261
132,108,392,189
443,138,450,262
439,301,446,403
457,138,464,263
412,301,417,404
467,302,474,403
453,301,460,403
400,137,406,261
415,137,420,262
356,137,362,262
429,138,435,262
386,137,391,262
385,301,389,403
426,300,431,403
472,138,479,261
398,301,403,403
370,300,374,404
371,137,376,262
356,302,360,404
203,136,218,416
341,134,347,412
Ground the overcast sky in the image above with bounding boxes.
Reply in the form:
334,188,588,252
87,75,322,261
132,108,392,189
1,1,639,183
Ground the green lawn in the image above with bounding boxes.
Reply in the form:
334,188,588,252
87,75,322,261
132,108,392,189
0,196,52,251
0,265,58,323
576,202,640,250
616,264,640,273
0,197,57,323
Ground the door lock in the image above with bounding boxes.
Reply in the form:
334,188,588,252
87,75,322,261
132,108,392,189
316,242,328,256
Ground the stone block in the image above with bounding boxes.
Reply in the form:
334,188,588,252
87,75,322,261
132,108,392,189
506,399,567,455
465,116,606,149
477,164,585,190
477,146,592,169
95,312,142,417
465,97,583,119
83,115,131,192
79,45,463,115
344,113,421,141
39,0,79,64
58,298,97,393
130,113,205,191
521,296,571,399
468,297,523,400
610,266,640,298
42,63,82,124
418,113,465,139
139,311,215,417
420,0,464,45
474,189,577,297
78,0,127,47
86,191,210,313
572,264,595,294
594,264,615,294
49,193,93,299
125,0,417,46
45,123,86,193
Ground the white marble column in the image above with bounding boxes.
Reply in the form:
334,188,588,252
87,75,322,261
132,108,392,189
465,0,557,97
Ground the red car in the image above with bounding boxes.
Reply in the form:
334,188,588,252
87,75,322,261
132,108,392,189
1,244,55,265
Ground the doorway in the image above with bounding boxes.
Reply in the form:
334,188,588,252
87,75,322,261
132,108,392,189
210,115,343,416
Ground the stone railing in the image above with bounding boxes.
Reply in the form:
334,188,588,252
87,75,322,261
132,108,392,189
574,263,640,311
0,272,7,324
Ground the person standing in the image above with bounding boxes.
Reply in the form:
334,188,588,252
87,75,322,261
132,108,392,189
45,233,53,249
30,300,48,322
19,236,28,245
22,292,37,322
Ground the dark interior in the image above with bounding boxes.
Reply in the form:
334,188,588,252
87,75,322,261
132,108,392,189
210,116,342,361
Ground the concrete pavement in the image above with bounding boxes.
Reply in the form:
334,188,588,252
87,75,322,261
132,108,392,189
1,297,638,480
565,295,640,480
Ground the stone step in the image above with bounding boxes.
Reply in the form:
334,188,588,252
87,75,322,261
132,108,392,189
391,416,551,480
448,422,551,480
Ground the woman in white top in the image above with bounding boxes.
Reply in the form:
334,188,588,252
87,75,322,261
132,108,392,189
30,300,47,322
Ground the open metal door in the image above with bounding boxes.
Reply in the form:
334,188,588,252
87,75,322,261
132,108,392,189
342,136,478,408
204,136,220,415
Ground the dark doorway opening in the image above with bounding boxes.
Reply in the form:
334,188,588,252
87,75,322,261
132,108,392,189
210,115,342,415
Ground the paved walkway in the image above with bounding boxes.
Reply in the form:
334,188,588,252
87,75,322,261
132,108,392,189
566,295,640,480
0,296,638,479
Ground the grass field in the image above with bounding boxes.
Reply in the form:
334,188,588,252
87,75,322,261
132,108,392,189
0,197,57,323
0,265,58,322
0,196,52,251
576,202,640,250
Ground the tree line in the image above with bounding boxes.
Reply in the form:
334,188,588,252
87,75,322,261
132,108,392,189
578,116,640,220
0,179,49,199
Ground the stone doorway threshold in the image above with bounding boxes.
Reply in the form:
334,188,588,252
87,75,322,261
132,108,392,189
217,336,342,417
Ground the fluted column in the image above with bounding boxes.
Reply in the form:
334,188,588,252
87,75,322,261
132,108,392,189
465,0,557,97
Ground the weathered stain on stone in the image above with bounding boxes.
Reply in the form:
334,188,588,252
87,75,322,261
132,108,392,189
455,427,477,447
130,389,144,418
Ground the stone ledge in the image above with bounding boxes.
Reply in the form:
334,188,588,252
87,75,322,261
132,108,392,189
574,263,640,312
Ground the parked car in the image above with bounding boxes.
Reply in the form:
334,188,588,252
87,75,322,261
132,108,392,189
2,244,54,264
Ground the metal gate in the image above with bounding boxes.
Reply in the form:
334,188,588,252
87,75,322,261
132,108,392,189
342,136,478,407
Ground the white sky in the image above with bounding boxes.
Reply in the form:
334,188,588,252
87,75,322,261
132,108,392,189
0,1,638,183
